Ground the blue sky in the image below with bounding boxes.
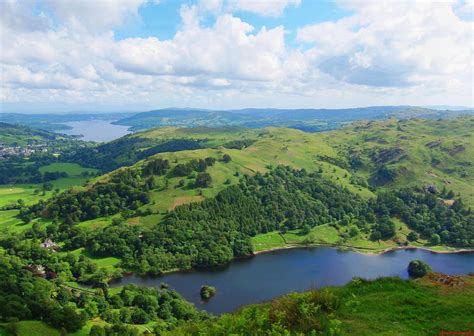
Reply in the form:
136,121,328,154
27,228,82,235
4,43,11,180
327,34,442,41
0,0,472,112
114,1,352,46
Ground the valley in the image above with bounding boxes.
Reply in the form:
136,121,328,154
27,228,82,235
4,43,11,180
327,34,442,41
3,1,473,334
0,116,473,335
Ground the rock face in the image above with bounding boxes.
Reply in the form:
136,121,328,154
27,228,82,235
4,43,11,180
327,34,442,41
372,147,406,164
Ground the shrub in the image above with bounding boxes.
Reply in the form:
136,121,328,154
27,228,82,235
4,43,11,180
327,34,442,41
408,260,432,278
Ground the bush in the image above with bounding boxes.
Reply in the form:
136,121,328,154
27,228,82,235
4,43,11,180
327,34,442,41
407,260,432,278
407,232,418,242
222,154,232,163
195,172,212,188
430,233,441,245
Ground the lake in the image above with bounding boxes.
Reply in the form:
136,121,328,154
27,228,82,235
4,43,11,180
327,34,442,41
59,120,131,142
111,247,474,315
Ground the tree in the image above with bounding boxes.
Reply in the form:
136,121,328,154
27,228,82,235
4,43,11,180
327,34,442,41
195,172,212,188
89,325,106,336
430,233,441,245
131,308,150,324
349,225,360,237
407,260,432,278
446,190,455,199
370,231,381,241
48,306,87,332
300,224,311,235
222,154,232,163
407,232,418,242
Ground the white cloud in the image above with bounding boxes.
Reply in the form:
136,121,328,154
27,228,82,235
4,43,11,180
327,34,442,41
45,0,146,32
114,10,286,81
227,0,301,17
0,0,473,110
297,0,473,91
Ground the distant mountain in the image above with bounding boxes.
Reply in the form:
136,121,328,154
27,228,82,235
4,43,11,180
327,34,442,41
0,122,67,145
114,106,474,131
425,105,474,111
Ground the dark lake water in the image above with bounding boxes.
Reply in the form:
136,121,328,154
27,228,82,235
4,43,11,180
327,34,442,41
111,247,474,315
60,120,131,142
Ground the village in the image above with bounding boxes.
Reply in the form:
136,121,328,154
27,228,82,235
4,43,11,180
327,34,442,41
0,142,51,159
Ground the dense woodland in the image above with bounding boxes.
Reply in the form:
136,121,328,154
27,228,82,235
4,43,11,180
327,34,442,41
20,169,150,224
0,250,205,334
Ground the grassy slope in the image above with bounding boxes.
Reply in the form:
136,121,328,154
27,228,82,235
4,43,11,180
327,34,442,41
252,220,438,253
38,162,98,176
0,122,63,146
167,274,474,336
80,118,472,255
0,321,60,336
321,117,474,207
0,162,97,234
1,118,473,258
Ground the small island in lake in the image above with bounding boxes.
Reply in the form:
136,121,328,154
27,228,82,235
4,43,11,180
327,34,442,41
200,285,217,301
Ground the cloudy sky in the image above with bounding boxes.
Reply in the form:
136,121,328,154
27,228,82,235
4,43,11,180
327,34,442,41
0,0,473,112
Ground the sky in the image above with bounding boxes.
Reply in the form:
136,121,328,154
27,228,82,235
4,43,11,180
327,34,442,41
0,0,473,113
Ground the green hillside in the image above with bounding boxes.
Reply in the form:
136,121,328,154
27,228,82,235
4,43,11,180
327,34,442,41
321,117,474,207
168,274,474,336
0,117,473,335
3,118,473,239
4,117,473,261
0,122,67,146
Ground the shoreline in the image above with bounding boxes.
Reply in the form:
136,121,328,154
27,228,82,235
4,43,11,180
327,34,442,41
253,243,474,256
108,244,474,285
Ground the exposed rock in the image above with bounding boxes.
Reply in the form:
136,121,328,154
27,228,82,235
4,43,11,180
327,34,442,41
447,145,465,156
372,147,406,164
423,184,437,194
427,272,465,287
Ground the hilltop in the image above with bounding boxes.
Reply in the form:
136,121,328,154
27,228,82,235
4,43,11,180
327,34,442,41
72,116,474,208
114,106,474,131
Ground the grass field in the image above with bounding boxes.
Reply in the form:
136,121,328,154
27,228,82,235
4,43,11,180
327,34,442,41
39,163,98,177
60,248,121,270
0,321,60,336
0,162,94,234
252,220,453,254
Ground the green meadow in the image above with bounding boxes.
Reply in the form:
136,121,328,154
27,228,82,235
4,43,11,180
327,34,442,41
39,162,98,176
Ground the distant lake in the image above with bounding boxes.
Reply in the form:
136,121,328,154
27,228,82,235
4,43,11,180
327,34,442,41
111,247,474,315
59,120,131,142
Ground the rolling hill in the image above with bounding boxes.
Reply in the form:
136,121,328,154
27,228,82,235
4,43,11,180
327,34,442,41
114,106,474,131
0,122,68,145
1,116,473,335
4,117,473,261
